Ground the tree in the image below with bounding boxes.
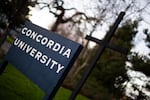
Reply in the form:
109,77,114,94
79,20,137,99
144,29,150,56
0,0,36,47
36,0,150,79
35,0,150,99
126,55,150,99
125,28,150,99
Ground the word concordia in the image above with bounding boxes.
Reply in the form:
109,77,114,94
13,27,72,74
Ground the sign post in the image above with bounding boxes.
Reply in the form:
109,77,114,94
69,12,127,100
0,21,82,99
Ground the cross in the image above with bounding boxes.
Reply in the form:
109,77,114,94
69,12,127,100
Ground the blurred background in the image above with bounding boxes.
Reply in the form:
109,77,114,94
0,0,150,100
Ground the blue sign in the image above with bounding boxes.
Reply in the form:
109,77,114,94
5,22,82,99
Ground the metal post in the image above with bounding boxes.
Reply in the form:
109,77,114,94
0,60,8,75
69,12,125,100
85,35,128,55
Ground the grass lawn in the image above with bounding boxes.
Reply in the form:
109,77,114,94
0,63,89,100
54,87,89,100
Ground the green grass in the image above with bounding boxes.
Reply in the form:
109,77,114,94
54,87,89,100
6,36,14,44
0,63,89,100
0,63,45,100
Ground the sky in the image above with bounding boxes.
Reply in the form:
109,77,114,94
29,0,150,57
29,0,107,47
131,20,150,58
29,6,54,29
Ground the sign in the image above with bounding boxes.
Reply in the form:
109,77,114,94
5,21,82,99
